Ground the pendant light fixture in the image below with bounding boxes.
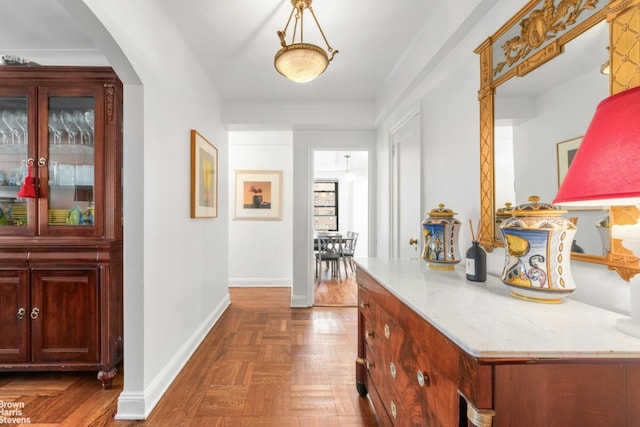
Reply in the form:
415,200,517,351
343,154,355,182
275,0,338,83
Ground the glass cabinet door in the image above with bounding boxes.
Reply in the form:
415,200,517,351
45,95,96,232
0,89,35,236
39,86,103,237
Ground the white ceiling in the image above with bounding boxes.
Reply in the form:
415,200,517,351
0,1,609,108
314,150,368,174
0,0,438,106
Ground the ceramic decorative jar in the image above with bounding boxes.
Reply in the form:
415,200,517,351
495,202,514,242
422,203,461,270
500,196,577,303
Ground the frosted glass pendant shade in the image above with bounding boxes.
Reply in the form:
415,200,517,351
274,43,329,83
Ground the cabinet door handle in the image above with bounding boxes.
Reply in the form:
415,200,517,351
38,157,47,167
30,307,40,319
365,330,375,338
359,300,369,309
16,308,26,320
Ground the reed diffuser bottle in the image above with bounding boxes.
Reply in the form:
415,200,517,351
466,219,486,282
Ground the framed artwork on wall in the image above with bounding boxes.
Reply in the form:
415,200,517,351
556,135,601,211
234,170,283,221
190,130,218,218
556,136,582,188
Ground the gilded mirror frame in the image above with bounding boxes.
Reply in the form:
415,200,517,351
475,0,640,279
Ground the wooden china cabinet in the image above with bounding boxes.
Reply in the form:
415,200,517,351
0,66,123,388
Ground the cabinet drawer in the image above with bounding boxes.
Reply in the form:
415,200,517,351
363,299,432,425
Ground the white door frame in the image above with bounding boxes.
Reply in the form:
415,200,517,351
291,131,376,307
389,106,421,258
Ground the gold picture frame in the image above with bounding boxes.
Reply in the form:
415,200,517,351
556,136,582,188
234,170,283,221
190,130,218,218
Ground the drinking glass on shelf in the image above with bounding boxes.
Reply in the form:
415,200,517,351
73,110,92,145
48,112,64,145
60,110,79,144
0,113,11,144
1,110,20,144
84,109,94,135
14,110,27,143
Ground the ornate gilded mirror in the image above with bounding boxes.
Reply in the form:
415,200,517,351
476,0,640,277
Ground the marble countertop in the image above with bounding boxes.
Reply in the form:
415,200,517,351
354,257,640,359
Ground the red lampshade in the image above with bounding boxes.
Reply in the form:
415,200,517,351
553,86,640,206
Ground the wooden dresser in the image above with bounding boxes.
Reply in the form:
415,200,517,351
355,258,640,426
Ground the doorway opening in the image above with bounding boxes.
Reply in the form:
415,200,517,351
313,150,368,306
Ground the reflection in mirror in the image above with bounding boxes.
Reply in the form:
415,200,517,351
493,21,610,257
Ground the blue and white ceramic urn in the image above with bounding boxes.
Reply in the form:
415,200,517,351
495,202,514,243
500,196,577,303
422,203,461,270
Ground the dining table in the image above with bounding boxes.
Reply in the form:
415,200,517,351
314,232,356,280
313,231,354,249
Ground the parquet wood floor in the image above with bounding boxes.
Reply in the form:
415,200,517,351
314,262,357,307
0,287,378,426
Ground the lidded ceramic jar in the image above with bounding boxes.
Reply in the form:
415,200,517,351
500,196,577,303
422,203,461,270
495,202,514,242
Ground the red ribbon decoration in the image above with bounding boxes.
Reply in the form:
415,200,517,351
17,163,36,199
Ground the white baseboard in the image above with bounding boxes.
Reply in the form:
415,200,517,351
290,292,312,307
228,277,292,287
113,391,146,420
114,293,231,420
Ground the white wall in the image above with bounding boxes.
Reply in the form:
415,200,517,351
228,132,293,287
513,72,607,206
71,0,231,419
513,68,609,255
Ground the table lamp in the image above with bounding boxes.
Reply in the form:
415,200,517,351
553,85,640,337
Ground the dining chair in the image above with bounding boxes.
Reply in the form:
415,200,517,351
341,231,359,275
315,234,343,282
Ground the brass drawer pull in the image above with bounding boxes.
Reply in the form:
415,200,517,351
384,323,391,339
390,362,397,379
390,400,398,419
356,357,375,370
30,307,40,319
417,370,430,387
16,308,26,320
